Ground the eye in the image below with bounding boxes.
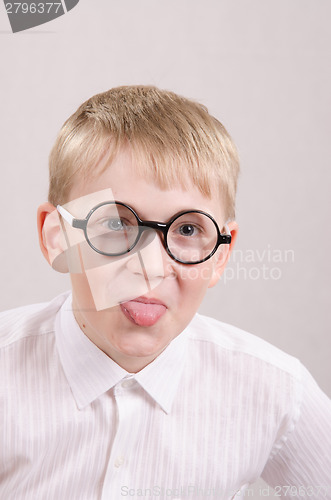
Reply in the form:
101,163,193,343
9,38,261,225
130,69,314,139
179,224,195,236
103,218,126,231
177,224,202,237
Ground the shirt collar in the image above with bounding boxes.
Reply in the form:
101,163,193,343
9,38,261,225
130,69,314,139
55,294,188,413
135,327,188,414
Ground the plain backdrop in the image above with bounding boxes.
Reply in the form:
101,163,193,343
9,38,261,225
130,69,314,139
1,1,330,496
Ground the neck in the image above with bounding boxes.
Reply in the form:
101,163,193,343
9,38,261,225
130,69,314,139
74,316,160,373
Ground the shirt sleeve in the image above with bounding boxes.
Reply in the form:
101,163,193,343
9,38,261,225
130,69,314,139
261,363,331,499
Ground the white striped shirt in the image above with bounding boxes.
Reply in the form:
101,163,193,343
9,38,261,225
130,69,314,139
1,292,330,500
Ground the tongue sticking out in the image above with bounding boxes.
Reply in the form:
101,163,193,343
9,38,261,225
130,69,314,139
120,300,166,327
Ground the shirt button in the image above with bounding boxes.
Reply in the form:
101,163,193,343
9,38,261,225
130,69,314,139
114,456,125,468
121,378,135,389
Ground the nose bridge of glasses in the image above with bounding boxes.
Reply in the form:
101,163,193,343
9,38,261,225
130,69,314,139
138,220,170,258
139,220,168,234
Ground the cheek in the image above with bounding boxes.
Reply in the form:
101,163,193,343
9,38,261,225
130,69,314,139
70,273,95,309
70,273,121,334
178,262,214,283
177,263,215,300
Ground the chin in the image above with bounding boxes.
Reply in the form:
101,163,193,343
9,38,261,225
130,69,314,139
114,336,168,359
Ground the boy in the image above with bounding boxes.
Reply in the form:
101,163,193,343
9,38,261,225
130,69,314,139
1,86,330,499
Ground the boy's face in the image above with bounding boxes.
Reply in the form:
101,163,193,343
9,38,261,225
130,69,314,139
40,148,237,372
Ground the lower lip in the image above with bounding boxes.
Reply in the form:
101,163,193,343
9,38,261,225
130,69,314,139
120,300,167,327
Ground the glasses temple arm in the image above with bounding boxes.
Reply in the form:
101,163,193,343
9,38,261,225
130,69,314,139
57,205,75,226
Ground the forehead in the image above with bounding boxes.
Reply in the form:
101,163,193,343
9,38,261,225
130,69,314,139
66,148,225,223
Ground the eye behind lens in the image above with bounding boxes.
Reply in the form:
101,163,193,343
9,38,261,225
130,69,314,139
86,203,140,254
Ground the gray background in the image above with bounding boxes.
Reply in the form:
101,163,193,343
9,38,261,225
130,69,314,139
0,1,330,495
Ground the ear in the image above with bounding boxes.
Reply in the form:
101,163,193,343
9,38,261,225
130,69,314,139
208,221,238,288
37,202,69,273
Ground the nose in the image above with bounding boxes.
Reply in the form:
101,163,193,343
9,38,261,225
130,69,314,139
125,229,176,284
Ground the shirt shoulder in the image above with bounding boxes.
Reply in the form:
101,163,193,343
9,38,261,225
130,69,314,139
0,291,71,349
188,313,301,379
186,313,309,459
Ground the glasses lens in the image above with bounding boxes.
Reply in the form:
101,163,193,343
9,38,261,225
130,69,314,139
86,203,139,255
167,212,218,263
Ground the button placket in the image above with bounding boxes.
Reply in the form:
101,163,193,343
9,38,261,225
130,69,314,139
101,378,143,499
121,378,135,389
114,456,125,468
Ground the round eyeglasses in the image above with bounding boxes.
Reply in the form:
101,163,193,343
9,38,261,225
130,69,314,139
57,201,231,265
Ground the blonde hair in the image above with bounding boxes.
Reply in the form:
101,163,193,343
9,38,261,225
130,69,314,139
48,85,240,219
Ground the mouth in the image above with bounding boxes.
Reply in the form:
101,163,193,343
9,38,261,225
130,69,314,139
120,295,167,327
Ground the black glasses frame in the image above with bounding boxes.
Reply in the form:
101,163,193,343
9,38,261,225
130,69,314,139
58,201,231,265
